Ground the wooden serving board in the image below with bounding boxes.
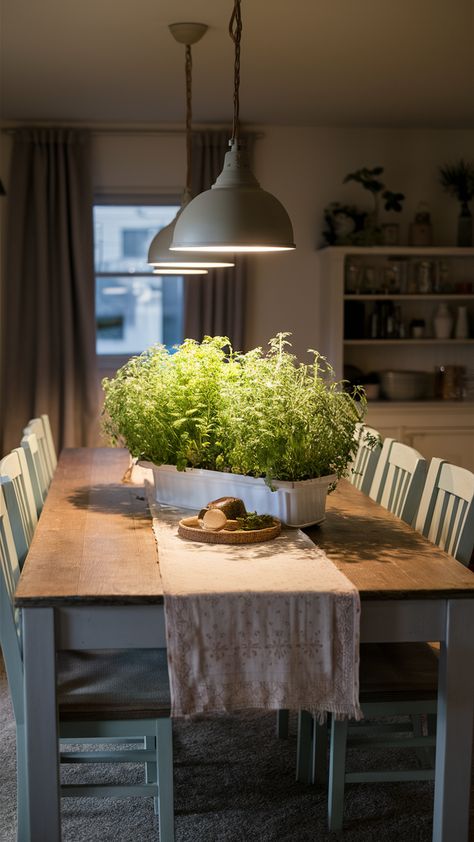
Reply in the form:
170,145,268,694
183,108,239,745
178,516,281,544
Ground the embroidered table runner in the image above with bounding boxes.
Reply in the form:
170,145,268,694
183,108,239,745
149,499,361,721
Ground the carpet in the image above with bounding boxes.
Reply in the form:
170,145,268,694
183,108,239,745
0,653,469,842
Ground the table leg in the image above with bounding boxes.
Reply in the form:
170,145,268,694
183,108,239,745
23,607,61,841
433,599,474,842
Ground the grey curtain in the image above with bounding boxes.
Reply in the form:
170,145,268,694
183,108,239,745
0,128,99,454
184,130,255,350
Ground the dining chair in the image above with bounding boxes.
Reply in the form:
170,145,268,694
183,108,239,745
40,412,58,472
0,480,175,842
415,458,474,565
348,425,383,494
0,449,38,567
369,439,427,524
20,433,48,517
310,458,474,831
23,417,54,488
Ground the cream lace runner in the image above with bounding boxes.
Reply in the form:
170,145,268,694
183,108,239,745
149,499,361,721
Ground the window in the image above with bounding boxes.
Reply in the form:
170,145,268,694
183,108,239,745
94,202,183,357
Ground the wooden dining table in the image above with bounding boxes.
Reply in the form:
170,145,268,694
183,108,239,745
14,447,474,842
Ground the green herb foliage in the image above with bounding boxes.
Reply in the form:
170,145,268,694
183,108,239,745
236,513,275,531
102,333,366,485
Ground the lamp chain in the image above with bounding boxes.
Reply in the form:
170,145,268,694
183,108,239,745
185,43,193,194
229,0,242,143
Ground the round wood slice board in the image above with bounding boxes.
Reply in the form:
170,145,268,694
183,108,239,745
178,515,281,544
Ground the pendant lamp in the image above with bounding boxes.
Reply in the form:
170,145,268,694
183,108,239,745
171,0,295,254
148,22,234,273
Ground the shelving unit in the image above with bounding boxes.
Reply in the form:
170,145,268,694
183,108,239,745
319,246,474,470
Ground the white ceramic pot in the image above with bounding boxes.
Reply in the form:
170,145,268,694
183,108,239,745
140,462,337,528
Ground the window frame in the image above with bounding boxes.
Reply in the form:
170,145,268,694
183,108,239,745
93,192,182,373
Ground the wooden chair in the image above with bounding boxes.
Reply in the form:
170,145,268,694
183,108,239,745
313,458,474,831
415,458,474,565
369,440,427,524
0,449,38,567
23,417,54,488
348,425,384,495
20,433,48,517
0,481,174,842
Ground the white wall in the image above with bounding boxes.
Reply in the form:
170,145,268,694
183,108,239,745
1,125,474,364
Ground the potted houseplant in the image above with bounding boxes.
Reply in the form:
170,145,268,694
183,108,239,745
438,159,474,247
102,333,366,527
343,166,405,245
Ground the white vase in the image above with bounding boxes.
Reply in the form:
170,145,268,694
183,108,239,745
454,305,469,339
433,303,453,339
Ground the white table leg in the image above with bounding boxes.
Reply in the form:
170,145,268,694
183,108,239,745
23,607,61,841
433,599,474,842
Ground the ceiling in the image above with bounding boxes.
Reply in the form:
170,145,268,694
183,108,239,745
1,0,473,128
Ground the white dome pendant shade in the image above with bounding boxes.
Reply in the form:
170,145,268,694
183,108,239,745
148,22,234,275
170,140,295,253
170,0,295,255
148,191,234,271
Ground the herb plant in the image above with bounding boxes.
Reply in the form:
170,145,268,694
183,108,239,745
438,159,474,204
102,333,366,485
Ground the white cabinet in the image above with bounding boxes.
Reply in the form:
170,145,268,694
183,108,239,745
365,402,474,472
319,246,474,471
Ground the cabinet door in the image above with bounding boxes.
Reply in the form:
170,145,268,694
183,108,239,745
405,428,474,472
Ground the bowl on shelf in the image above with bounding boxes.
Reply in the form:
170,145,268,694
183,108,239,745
379,370,431,401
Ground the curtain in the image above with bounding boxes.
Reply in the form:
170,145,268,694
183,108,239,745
184,129,255,351
0,128,99,454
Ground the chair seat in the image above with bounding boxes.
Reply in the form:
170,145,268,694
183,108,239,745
57,649,171,720
359,642,438,700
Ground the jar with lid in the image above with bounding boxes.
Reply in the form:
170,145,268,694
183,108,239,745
433,303,453,339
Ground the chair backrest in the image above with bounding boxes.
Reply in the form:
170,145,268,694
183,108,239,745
0,449,38,566
21,433,48,516
415,458,474,565
369,440,427,525
0,481,24,722
349,425,382,494
23,418,54,487
40,413,58,472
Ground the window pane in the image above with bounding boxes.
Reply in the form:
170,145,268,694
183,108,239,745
94,204,183,354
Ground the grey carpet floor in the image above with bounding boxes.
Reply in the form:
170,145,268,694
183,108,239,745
0,653,469,842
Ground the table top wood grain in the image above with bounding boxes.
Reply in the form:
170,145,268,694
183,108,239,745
15,448,474,606
15,448,163,606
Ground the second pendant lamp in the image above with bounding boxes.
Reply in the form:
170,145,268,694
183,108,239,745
148,22,234,274
171,1,295,254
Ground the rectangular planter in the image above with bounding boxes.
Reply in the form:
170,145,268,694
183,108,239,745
140,462,337,528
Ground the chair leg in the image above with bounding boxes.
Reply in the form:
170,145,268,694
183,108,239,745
276,708,289,738
16,724,30,842
312,717,328,787
155,719,174,842
144,736,158,814
296,710,313,782
328,718,348,832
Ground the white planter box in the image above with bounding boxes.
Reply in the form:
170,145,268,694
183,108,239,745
140,462,337,528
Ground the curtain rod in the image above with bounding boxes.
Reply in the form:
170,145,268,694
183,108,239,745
1,123,264,138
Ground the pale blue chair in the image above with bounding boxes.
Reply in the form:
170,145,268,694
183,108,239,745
40,412,58,473
348,425,384,495
0,448,38,567
415,458,474,565
369,440,427,524
0,479,175,842
20,433,48,517
23,416,55,488
323,458,474,831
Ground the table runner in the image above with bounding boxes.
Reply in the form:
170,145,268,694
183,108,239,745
149,497,361,721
